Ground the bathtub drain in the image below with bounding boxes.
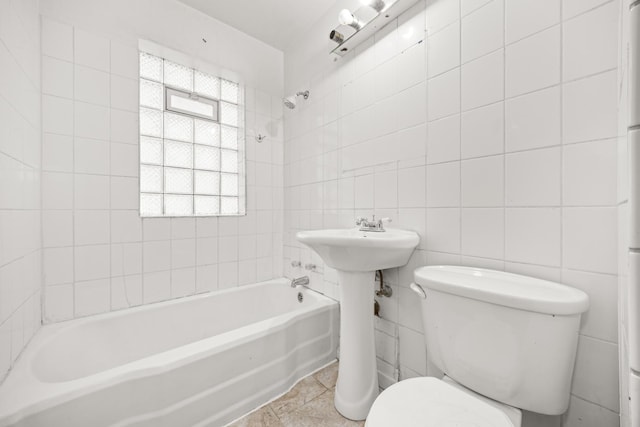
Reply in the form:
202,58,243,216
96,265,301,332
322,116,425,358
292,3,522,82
298,292,303,303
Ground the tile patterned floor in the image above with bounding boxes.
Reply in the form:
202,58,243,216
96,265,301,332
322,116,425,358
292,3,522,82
228,362,366,427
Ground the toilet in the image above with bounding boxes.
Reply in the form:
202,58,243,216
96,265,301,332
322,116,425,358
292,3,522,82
366,266,590,427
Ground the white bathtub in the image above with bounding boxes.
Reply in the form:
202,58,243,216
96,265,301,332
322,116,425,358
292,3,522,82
0,278,339,427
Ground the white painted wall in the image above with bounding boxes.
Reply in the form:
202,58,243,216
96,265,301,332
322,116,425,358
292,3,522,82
38,0,285,322
0,0,42,382
284,0,624,426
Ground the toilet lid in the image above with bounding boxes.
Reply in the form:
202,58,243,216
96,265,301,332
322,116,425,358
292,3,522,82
366,378,514,427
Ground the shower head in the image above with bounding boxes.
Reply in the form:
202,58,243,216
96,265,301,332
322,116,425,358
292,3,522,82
283,90,310,109
284,96,297,109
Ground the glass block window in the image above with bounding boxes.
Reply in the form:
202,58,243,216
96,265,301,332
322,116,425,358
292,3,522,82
139,52,245,217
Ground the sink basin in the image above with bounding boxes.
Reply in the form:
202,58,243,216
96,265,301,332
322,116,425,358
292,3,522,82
296,227,419,420
296,228,419,272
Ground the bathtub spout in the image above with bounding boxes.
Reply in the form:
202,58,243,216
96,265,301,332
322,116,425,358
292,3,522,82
291,276,310,288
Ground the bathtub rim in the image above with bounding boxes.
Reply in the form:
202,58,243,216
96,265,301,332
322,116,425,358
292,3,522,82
0,278,337,425
33,277,329,383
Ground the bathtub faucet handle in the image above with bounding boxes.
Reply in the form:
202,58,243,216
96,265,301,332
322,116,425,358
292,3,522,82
291,276,310,288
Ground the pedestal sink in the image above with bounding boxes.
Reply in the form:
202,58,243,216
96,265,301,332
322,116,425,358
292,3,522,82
296,228,419,420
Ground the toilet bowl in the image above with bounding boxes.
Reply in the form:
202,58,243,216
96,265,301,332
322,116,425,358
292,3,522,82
366,376,521,427
366,266,589,425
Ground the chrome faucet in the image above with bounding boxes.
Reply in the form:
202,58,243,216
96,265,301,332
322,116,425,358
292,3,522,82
356,215,391,232
291,276,310,288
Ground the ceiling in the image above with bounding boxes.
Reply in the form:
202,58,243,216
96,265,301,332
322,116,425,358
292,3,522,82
179,0,337,51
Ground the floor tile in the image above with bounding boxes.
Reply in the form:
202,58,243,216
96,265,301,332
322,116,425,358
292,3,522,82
227,405,284,427
313,362,339,389
230,363,365,427
269,375,328,417
278,389,365,427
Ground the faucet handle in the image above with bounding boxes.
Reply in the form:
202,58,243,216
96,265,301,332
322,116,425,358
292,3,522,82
356,217,368,226
377,217,391,231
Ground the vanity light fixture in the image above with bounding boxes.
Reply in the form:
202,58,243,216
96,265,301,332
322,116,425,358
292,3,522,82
338,9,362,30
329,0,421,57
329,29,345,44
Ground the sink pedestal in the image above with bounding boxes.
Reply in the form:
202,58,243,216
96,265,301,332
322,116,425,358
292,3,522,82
295,228,419,421
334,270,378,420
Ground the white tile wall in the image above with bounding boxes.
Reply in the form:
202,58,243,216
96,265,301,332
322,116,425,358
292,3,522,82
505,208,562,266
505,147,562,206
505,86,562,152
505,0,560,44
505,26,561,98
0,0,42,382
428,68,460,120
461,102,504,159
563,70,618,144
0,0,627,424
427,21,460,78
461,156,504,207
40,17,284,322
563,0,612,20
461,49,504,110
562,2,619,82
283,0,623,425
461,0,503,63
563,139,618,206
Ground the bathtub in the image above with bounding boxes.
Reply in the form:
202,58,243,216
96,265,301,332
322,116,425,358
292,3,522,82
0,278,339,427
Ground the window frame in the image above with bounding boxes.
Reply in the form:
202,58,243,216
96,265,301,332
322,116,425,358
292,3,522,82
165,86,219,122
138,51,245,218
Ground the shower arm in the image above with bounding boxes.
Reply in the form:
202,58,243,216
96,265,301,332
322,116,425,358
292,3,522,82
283,90,310,109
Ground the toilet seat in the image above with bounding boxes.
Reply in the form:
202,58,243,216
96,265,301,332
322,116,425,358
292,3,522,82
366,377,516,427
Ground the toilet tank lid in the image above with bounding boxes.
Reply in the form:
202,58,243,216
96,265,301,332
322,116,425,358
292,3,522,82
414,266,589,315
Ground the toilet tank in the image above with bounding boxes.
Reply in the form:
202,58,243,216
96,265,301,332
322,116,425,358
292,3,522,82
414,266,589,415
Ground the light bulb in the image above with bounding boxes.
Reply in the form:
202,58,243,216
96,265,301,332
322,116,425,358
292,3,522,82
330,29,345,44
338,9,355,26
338,9,362,30
360,0,386,12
